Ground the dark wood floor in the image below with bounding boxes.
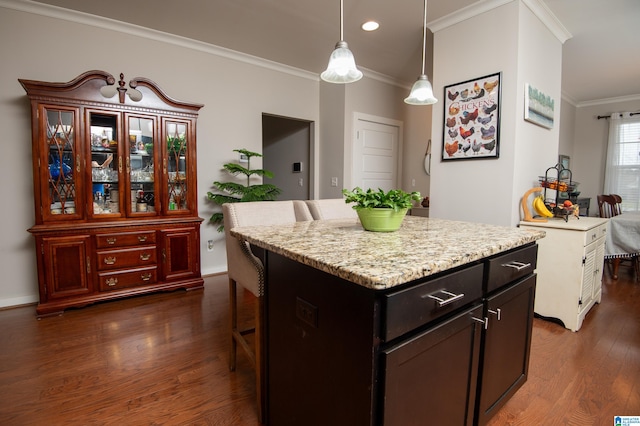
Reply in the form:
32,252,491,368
0,267,638,425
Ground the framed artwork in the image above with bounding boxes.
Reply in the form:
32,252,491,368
524,83,555,129
442,72,501,161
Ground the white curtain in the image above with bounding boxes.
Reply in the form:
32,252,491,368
604,112,640,212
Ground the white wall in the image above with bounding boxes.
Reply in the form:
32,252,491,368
430,1,562,227
511,2,562,223
569,98,640,214
0,2,423,308
0,4,322,306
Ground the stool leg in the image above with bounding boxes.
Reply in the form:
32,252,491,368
229,278,238,372
255,295,265,424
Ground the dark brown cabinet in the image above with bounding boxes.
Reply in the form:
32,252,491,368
20,71,204,316
382,304,483,426
476,275,536,425
265,243,537,425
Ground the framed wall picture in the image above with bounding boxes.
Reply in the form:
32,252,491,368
442,72,501,161
524,83,555,129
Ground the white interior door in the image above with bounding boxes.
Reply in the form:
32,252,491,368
353,118,400,191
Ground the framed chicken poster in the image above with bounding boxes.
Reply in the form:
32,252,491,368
442,72,501,161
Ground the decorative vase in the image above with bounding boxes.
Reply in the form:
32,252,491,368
356,208,408,232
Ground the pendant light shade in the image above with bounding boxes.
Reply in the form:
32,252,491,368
321,0,363,84
405,0,437,105
405,75,437,105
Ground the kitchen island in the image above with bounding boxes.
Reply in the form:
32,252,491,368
231,216,545,426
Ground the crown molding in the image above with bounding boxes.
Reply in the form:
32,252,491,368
522,0,571,43
429,0,513,33
576,94,640,108
0,0,320,81
429,0,572,44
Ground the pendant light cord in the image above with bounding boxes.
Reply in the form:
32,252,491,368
421,0,427,76
340,0,344,41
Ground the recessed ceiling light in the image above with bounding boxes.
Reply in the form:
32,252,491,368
361,21,379,31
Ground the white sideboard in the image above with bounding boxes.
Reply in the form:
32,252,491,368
520,217,608,331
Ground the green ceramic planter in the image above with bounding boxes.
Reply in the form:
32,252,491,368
356,208,408,232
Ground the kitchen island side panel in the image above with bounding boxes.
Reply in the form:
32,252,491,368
266,251,381,426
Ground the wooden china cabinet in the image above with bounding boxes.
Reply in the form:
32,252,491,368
20,70,205,316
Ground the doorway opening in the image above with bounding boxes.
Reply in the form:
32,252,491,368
262,114,313,200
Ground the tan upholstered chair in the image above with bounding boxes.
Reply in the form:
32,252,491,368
223,200,312,422
305,198,358,220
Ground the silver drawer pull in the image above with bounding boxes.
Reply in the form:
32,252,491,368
424,290,465,307
501,261,531,271
472,316,488,330
488,308,501,321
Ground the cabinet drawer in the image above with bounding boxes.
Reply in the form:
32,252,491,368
384,263,483,342
98,267,158,291
486,244,537,293
96,246,157,270
583,223,607,246
96,231,156,248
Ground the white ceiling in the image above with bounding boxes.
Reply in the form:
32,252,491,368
30,0,640,105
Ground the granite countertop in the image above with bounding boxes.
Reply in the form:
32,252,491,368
231,216,545,290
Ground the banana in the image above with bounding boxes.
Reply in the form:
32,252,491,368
533,196,554,218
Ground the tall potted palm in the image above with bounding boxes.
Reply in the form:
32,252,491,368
207,148,281,231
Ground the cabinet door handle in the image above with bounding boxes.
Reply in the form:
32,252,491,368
501,261,531,271
472,316,488,330
106,277,118,287
140,253,151,261
104,256,116,265
424,290,464,307
488,308,501,321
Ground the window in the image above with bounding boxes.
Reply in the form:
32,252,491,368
604,113,640,212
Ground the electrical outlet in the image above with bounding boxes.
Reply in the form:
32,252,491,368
331,177,338,187
299,178,304,187
412,178,416,187
296,297,318,328
207,240,214,252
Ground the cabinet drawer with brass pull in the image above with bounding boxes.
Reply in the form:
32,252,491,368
96,231,156,248
96,246,157,270
97,267,158,291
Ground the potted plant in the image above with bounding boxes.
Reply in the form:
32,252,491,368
207,148,281,231
342,187,421,232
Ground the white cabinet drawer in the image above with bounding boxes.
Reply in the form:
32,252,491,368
583,222,607,246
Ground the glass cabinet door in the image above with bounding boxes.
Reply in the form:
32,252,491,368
128,115,157,215
89,112,120,217
44,107,80,219
165,120,190,213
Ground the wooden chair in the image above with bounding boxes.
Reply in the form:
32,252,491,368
223,200,313,423
597,194,620,218
305,198,358,220
598,194,639,280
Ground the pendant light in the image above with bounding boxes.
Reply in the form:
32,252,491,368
321,0,363,84
404,0,438,105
